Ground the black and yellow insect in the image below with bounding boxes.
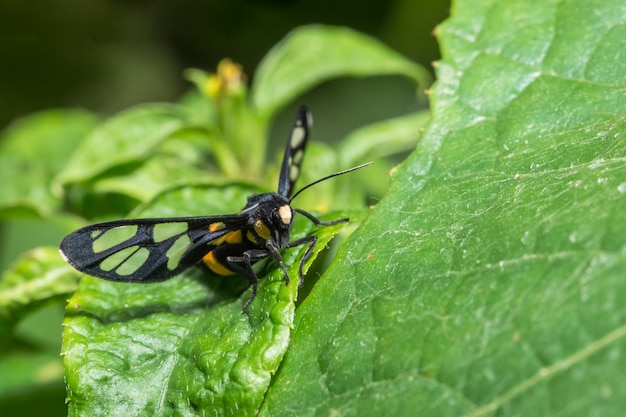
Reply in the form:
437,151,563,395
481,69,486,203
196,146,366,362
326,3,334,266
60,106,370,309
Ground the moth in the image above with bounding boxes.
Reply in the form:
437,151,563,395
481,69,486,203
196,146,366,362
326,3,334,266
60,106,370,309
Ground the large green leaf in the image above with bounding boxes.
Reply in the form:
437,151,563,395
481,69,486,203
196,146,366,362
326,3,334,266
55,104,199,186
261,1,626,416
337,110,429,167
252,25,430,118
62,184,353,416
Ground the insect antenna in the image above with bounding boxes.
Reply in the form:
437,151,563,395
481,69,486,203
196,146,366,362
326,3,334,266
289,162,373,203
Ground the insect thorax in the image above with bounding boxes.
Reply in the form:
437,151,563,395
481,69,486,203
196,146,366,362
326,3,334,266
240,192,294,248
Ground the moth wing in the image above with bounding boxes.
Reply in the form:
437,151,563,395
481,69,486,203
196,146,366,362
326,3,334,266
59,215,245,282
278,106,311,197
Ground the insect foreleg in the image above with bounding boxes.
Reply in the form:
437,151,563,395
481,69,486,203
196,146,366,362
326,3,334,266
265,240,291,286
286,235,318,287
227,249,269,310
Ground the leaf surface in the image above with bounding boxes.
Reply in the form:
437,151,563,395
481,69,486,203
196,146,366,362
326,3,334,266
62,184,351,416
56,104,198,185
252,25,430,117
260,1,626,416
0,247,79,341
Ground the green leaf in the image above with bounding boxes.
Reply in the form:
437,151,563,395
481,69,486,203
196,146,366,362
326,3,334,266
90,156,209,202
62,184,352,416
0,109,99,218
135,183,262,218
261,1,626,416
0,247,80,341
337,110,429,167
252,24,430,118
90,126,220,203
55,104,199,186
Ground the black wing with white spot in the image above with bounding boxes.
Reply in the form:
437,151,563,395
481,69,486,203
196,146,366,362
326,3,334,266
277,105,311,198
59,215,245,282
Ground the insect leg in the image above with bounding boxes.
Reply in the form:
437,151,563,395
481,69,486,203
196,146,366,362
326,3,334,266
290,209,351,286
265,240,291,286
226,249,269,310
285,235,317,287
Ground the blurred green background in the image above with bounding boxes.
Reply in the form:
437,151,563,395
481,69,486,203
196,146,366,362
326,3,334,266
0,0,448,129
0,1,448,415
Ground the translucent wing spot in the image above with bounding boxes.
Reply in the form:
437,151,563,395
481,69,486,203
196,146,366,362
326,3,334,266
166,235,192,271
292,149,304,165
289,165,300,183
290,126,306,148
92,226,138,253
100,245,149,275
153,222,188,243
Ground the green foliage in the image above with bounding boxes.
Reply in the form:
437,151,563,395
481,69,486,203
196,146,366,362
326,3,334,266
260,1,626,416
0,25,426,416
252,25,428,117
3,0,624,414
